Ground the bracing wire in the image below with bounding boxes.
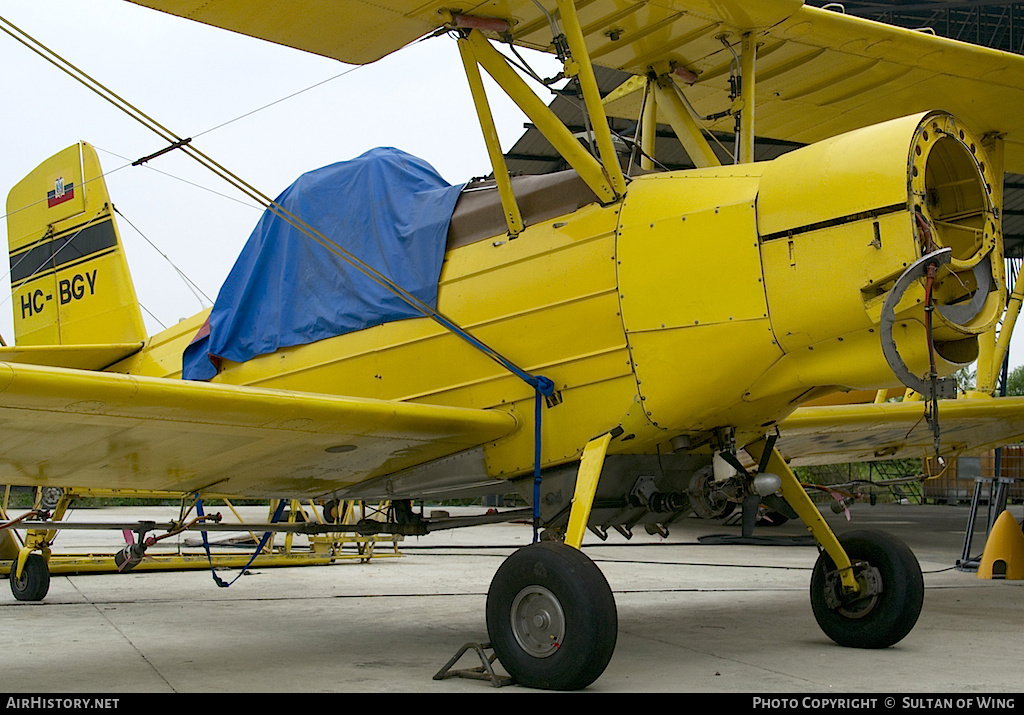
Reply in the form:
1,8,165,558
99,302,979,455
2,15,560,553
93,145,264,212
112,206,214,308
139,302,168,331
190,66,363,142
3,206,108,298
0,13,547,393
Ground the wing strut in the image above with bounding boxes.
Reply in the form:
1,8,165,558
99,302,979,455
449,4,627,208
716,31,757,164
652,69,723,168
603,68,722,169
459,28,618,204
456,32,525,238
553,0,627,196
599,29,761,168
738,32,757,164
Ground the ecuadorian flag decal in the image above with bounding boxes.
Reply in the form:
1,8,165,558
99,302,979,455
47,177,75,208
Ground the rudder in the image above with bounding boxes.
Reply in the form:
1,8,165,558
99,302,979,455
6,142,146,347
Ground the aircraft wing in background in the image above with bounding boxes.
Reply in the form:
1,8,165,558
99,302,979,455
777,397,1024,467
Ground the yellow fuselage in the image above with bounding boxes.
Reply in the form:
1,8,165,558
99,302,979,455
112,112,1003,484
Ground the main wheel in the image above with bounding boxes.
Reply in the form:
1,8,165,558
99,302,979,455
10,553,50,602
810,530,923,648
486,542,617,690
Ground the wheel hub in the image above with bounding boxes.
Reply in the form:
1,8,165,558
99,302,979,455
510,585,566,658
825,563,884,618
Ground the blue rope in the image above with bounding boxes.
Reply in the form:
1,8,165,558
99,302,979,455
422,316,556,542
196,495,287,588
192,297,555,570
530,376,555,543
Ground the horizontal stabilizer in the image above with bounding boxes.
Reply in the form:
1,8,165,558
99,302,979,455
0,343,142,370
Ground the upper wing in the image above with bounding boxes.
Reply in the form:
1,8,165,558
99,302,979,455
124,0,445,66
776,397,1024,467
597,3,1024,173
680,5,1024,172
122,0,803,65
0,361,518,498
125,1,1024,171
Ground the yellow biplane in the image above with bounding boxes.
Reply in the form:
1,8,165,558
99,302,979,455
4,0,1024,690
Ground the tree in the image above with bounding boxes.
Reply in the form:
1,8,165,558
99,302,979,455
955,367,976,393
1004,364,1024,396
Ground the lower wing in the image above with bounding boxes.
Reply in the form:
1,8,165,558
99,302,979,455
0,361,518,498
777,397,1024,467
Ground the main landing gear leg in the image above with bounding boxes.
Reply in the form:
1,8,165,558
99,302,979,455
748,437,924,648
486,434,617,690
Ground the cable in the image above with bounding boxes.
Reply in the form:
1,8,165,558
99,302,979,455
191,66,363,141
139,303,168,331
113,205,213,308
0,13,547,395
2,14,561,536
92,145,263,212
4,206,108,292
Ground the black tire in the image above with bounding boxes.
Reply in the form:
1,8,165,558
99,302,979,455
486,542,617,690
10,553,50,602
322,500,340,523
810,530,923,649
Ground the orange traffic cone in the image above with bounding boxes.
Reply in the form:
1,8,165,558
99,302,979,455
977,510,1024,580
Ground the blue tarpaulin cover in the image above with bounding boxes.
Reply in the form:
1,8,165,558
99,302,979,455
182,147,464,381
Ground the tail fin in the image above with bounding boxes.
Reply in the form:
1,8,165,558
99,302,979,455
6,142,146,347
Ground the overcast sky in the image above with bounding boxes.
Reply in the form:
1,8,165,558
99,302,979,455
0,0,553,336
1,0,1020,378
